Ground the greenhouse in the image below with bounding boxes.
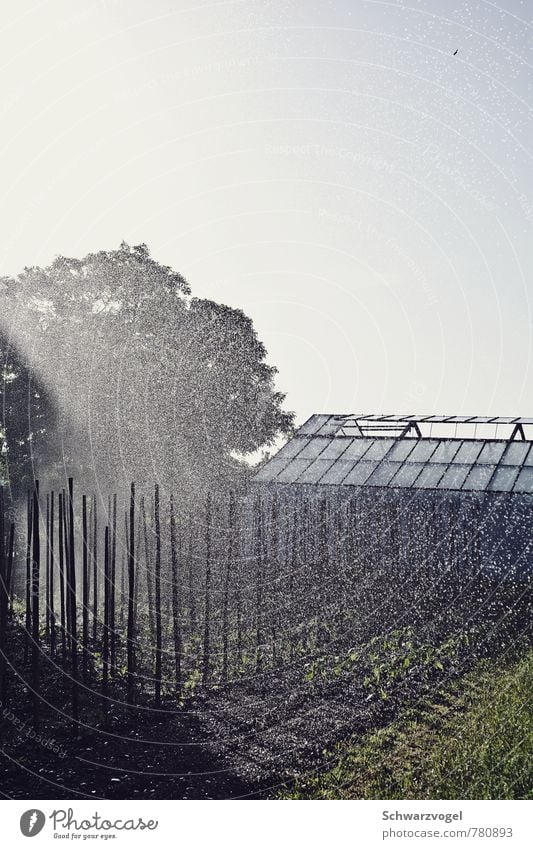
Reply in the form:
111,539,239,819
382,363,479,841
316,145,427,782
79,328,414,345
253,414,533,577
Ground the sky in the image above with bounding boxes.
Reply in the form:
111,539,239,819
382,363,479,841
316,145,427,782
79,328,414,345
0,0,531,428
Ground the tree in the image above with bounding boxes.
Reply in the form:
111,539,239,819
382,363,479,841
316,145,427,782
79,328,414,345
0,243,293,497
0,341,55,496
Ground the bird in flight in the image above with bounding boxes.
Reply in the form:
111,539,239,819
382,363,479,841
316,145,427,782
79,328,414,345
453,49,459,55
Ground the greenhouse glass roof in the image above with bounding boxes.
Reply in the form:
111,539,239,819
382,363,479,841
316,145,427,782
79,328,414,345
252,414,533,495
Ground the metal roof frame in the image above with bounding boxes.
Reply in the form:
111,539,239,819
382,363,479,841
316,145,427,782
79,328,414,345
334,414,533,425
253,413,533,495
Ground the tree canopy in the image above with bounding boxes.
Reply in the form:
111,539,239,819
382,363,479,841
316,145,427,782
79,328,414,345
0,243,293,498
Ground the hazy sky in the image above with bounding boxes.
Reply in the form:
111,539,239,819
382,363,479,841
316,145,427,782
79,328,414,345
1,0,531,427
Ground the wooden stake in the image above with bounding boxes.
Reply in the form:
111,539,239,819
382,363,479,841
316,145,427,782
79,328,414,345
62,489,71,649
141,497,155,647
154,484,162,706
45,493,50,639
222,491,235,681
110,494,117,678
68,478,79,729
49,492,56,658
58,492,67,662
169,493,181,692
31,483,40,731
24,490,32,665
1,520,14,704
92,494,98,644
254,497,263,674
82,495,89,680
201,492,212,685
0,488,7,702
188,517,196,638
102,525,110,714
127,484,136,705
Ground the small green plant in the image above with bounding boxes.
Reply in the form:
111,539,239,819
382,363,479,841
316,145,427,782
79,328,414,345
285,651,533,800
302,626,470,700
183,667,201,695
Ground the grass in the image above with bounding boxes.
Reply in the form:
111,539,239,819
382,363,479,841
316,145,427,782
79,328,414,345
282,650,533,800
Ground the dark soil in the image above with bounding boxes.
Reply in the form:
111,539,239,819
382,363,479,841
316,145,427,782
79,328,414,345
0,696,259,799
